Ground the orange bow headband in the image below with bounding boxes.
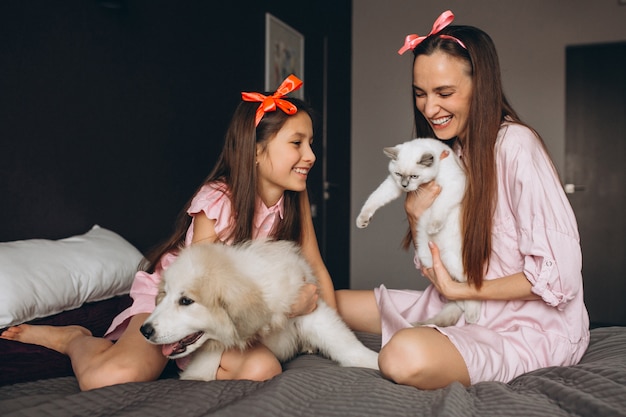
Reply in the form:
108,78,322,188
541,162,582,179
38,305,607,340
398,10,466,55
241,74,303,126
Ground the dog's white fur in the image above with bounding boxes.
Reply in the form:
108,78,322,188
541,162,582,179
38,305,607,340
141,239,379,381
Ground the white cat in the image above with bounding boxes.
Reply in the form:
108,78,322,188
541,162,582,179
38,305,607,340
356,138,481,327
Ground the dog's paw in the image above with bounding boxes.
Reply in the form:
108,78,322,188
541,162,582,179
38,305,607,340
341,349,379,370
179,369,217,382
178,347,223,381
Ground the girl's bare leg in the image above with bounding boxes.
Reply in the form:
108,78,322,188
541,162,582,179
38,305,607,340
217,344,282,381
335,289,381,334
1,324,92,353
378,326,470,389
1,313,168,391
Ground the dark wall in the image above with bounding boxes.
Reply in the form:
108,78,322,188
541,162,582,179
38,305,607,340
0,0,352,288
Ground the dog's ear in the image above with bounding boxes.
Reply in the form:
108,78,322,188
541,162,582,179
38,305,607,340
218,278,272,342
155,289,165,305
155,281,166,305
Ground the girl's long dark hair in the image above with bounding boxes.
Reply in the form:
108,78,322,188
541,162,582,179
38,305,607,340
408,25,546,288
142,97,315,273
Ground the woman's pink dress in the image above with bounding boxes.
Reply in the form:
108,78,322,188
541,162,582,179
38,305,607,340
375,123,590,383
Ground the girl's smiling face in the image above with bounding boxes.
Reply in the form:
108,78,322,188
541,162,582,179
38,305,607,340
256,111,315,207
413,50,473,141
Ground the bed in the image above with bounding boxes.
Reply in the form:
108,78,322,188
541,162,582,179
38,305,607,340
1,228,626,417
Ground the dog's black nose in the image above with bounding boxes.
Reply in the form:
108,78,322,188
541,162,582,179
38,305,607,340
140,323,154,339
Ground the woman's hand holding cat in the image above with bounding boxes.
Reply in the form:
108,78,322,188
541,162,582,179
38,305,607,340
421,241,467,301
405,181,442,247
423,241,541,303
405,181,441,221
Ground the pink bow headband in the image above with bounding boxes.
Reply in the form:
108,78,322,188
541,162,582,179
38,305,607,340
241,74,303,126
398,10,466,55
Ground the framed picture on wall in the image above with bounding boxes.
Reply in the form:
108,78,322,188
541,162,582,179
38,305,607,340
265,13,304,98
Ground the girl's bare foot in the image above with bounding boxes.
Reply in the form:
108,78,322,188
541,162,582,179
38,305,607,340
0,324,92,354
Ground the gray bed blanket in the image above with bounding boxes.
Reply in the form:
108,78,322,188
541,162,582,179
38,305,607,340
1,327,625,417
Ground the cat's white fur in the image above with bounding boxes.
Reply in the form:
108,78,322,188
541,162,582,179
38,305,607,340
356,138,481,327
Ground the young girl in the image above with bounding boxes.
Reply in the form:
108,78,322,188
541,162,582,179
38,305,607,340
1,75,332,391
337,11,590,389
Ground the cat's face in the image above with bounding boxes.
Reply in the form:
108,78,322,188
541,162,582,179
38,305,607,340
384,143,438,191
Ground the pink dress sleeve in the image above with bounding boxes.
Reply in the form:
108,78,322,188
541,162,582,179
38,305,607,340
496,124,582,308
186,182,234,243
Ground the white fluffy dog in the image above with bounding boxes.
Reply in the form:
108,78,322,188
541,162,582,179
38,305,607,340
140,239,379,381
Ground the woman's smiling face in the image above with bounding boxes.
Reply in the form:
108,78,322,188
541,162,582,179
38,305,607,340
413,50,473,141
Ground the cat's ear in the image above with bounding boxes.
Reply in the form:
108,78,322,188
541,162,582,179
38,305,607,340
440,150,450,160
419,152,435,167
383,147,399,160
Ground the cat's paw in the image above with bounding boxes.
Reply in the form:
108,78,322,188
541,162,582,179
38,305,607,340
416,302,464,327
462,300,481,324
356,213,372,228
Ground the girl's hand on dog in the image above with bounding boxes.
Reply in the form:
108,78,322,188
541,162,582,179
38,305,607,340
288,282,319,317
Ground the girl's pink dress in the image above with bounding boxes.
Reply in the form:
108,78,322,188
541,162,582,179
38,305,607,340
105,183,284,340
375,123,590,384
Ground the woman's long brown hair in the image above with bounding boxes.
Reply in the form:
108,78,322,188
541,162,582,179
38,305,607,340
408,25,531,289
142,97,315,273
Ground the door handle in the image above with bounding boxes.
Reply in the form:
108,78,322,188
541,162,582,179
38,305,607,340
564,184,585,194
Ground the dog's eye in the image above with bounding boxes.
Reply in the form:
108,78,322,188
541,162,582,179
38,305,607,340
179,296,194,306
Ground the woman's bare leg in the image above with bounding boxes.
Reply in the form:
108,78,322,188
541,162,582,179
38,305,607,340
335,289,381,334
378,326,470,389
1,313,168,391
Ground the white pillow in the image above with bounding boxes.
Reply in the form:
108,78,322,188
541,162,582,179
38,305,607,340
0,225,144,328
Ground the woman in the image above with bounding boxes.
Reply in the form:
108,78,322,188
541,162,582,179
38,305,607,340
337,11,589,389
